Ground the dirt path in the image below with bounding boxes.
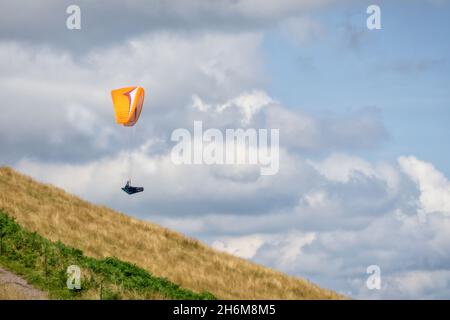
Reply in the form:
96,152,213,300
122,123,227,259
0,266,48,300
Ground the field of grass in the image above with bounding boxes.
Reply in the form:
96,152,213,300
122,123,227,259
0,211,214,299
0,167,343,299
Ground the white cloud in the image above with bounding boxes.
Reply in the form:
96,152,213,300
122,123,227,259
387,270,450,299
309,153,375,182
275,232,317,265
399,156,450,215
212,231,316,263
309,153,401,191
216,90,274,125
192,90,274,125
212,234,266,259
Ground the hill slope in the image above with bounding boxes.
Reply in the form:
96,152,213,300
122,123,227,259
0,211,214,299
0,167,341,299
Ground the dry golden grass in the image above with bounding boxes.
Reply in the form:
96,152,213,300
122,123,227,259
0,167,343,299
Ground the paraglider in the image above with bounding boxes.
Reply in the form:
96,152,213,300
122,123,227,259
122,180,144,195
111,86,145,195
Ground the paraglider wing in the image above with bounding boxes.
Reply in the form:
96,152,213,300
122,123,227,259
111,86,145,126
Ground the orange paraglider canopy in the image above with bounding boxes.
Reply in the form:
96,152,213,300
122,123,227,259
111,86,145,126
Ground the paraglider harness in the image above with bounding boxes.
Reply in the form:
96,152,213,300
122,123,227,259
122,180,144,195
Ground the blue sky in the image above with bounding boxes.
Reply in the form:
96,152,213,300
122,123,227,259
263,1,450,175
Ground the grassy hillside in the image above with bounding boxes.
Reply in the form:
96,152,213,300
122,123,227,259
0,211,214,299
0,167,342,299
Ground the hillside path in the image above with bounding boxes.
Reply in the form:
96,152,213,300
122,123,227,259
0,266,48,299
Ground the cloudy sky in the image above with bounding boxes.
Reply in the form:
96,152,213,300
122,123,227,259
1,0,449,299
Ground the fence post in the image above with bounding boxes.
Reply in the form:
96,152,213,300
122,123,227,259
43,244,48,281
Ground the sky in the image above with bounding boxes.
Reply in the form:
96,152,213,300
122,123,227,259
0,0,449,299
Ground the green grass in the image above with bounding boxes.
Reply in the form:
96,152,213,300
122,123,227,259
0,210,215,300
